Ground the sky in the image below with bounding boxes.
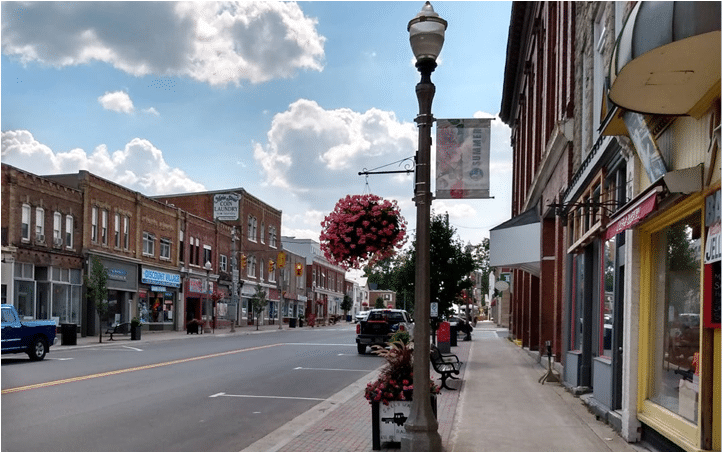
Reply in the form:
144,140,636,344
1,1,514,260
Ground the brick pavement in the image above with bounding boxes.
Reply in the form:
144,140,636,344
271,339,472,452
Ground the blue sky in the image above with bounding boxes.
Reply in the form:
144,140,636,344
1,1,513,252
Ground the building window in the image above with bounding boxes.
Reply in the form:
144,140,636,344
261,222,265,243
649,210,701,424
203,246,212,267
91,206,98,243
269,261,276,283
248,215,257,241
35,207,44,241
101,209,108,245
179,231,185,263
143,232,155,256
65,215,74,249
21,204,31,241
53,212,62,246
220,255,227,272
269,226,277,248
601,237,616,358
123,216,130,249
114,213,120,248
247,256,256,277
160,238,171,260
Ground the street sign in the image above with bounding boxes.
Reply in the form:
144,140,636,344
431,302,438,318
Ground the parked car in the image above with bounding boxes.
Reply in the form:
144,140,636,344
356,309,414,354
447,315,473,341
355,311,369,323
1,304,58,361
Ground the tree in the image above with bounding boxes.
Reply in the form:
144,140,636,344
341,294,353,317
375,296,385,309
470,237,491,298
364,212,476,317
85,255,109,343
249,284,267,331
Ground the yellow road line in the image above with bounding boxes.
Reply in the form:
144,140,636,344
2,343,282,394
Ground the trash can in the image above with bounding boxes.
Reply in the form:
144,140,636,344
450,324,458,346
60,323,77,346
289,318,297,328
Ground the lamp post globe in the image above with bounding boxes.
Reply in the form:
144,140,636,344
401,3,446,452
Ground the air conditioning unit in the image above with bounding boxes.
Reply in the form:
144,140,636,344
53,238,63,247
35,234,45,243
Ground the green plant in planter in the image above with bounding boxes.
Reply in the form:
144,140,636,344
365,340,439,404
131,317,142,327
389,330,410,345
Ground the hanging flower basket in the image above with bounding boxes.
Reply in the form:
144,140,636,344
320,194,407,269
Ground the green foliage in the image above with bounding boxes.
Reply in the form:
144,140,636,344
389,329,411,345
341,294,353,314
85,255,109,343
249,284,267,330
374,296,385,309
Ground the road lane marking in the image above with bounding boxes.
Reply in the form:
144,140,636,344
293,366,370,372
1,343,283,394
210,392,326,402
122,346,143,351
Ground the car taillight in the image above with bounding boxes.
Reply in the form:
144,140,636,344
356,324,360,334
399,325,405,332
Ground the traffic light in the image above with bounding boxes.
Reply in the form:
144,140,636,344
268,259,275,274
295,262,303,276
277,251,286,268
241,254,247,269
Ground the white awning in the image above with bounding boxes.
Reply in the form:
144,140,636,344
489,208,541,277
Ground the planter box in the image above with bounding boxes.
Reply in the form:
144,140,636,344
371,395,437,450
130,324,142,340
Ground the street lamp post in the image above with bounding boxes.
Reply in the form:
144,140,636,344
203,261,212,334
230,227,238,333
401,3,446,452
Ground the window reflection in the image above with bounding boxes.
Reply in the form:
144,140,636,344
651,211,701,424
602,238,615,357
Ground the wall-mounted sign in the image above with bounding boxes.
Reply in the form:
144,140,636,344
623,111,667,183
436,118,492,199
141,267,180,288
213,193,241,221
106,268,128,282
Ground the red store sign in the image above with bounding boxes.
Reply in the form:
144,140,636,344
605,192,657,240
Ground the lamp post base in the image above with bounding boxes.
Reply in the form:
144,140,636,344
400,428,442,452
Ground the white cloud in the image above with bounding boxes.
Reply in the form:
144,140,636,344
144,107,160,116
98,91,134,113
1,1,325,86
1,130,205,195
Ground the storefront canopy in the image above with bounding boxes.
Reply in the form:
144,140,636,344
609,1,721,116
489,208,541,277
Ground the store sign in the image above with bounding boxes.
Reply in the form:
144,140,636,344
141,268,180,287
623,111,667,183
705,222,721,264
106,268,128,282
214,193,240,221
436,118,491,199
605,192,657,240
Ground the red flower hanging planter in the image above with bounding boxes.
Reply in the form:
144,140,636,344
320,194,407,270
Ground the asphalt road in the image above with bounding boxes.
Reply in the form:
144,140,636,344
1,325,384,452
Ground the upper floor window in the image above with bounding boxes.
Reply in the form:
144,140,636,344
269,226,277,248
143,232,155,256
53,212,62,245
123,216,130,249
35,208,45,241
247,255,257,277
220,255,228,272
91,206,98,242
21,204,31,241
261,222,265,243
203,246,212,267
179,231,185,263
248,215,257,241
65,215,74,249
101,209,108,245
114,213,121,248
160,238,171,260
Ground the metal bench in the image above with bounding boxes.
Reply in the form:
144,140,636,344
430,345,462,390
104,322,130,341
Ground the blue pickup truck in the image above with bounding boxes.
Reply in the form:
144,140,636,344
1,304,58,361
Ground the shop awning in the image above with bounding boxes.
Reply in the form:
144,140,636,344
489,208,541,277
609,1,721,117
605,186,663,240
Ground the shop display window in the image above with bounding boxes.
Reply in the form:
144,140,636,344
650,211,701,424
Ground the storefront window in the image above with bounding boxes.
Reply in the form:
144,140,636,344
650,211,701,424
571,253,584,350
15,280,35,318
602,237,615,358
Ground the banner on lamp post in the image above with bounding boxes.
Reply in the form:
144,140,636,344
436,118,492,199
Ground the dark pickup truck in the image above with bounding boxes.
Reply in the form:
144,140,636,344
355,309,414,354
1,304,58,361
